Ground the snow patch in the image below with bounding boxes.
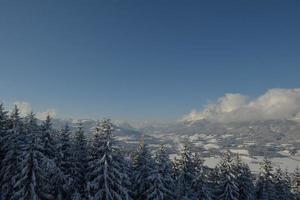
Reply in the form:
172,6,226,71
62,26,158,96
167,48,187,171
203,143,220,150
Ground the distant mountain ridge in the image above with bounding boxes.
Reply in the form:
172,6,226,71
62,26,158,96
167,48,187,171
49,118,300,158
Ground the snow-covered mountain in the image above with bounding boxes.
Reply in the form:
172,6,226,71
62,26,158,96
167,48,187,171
50,118,300,171
51,118,300,156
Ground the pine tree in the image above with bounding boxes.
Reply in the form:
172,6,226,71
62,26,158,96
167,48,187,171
155,144,175,200
206,167,219,200
215,151,239,200
144,167,168,200
174,139,197,199
71,192,82,200
0,104,9,174
234,154,254,200
40,114,66,200
273,168,294,200
132,139,168,200
0,105,23,199
87,119,130,200
192,152,212,200
55,123,73,200
292,167,300,200
11,112,55,200
193,152,204,174
41,115,56,159
120,157,133,200
72,121,88,199
57,123,73,177
255,157,276,200
4,103,300,200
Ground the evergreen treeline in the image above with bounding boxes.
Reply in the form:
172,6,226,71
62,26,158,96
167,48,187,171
0,104,300,200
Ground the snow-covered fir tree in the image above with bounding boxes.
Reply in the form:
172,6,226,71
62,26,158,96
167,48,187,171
87,119,130,200
273,168,294,200
11,112,55,200
54,123,74,200
215,151,239,200
174,139,197,200
255,157,276,200
193,152,204,174
40,115,56,159
0,104,8,200
0,104,9,170
144,168,169,200
0,103,299,200
72,121,88,199
206,167,219,200
120,157,133,200
292,167,300,200
132,139,169,200
155,144,175,200
57,123,73,176
0,105,23,199
192,152,212,200
40,115,66,200
233,154,254,200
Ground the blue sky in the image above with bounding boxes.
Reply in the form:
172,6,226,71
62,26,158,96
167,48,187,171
0,0,300,121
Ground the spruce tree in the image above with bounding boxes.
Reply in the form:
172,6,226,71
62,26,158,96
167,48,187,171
273,168,294,200
132,139,168,200
206,167,219,200
174,139,197,199
41,115,56,159
0,105,23,199
144,168,168,200
40,114,65,200
292,167,300,200
215,151,239,200
155,144,175,200
0,104,8,165
57,123,73,177
234,154,254,200
87,119,130,200
72,121,88,199
55,123,73,200
0,104,8,199
255,157,276,200
0,104,9,194
192,152,211,200
11,112,55,200
120,157,133,200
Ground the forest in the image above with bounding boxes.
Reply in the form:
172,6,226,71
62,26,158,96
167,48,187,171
0,104,300,200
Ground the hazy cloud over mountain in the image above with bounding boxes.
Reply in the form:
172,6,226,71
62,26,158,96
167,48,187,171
14,101,57,120
183,88,300,123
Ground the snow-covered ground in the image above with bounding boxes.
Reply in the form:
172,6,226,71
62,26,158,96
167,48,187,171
204,155,300,173
203,143,220,150
229,149,249,155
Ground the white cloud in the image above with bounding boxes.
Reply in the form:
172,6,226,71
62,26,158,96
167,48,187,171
182,88,300,123
14,101,32,117
36,108,57,120
13,101,57,120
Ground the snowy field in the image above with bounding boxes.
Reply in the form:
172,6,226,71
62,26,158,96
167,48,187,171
204,155,300,173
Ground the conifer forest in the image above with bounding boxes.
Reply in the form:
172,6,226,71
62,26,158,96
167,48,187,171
0,104,299,200
1,0,300,199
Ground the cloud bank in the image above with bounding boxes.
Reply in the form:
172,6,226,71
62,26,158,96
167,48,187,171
182,88,300,123
14,101,58,120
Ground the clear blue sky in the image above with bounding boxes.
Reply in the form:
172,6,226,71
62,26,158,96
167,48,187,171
0,0,300,121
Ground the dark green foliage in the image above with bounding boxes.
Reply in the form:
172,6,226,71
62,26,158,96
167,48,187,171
292,167,300,200
0,103,298,200
234,155,254,200
87,119,130,200
72,121,88,199
215,152,239,200
255,158,277,200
